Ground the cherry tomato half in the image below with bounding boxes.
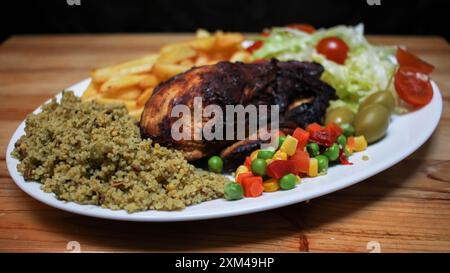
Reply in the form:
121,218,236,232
286,24,316,34
394,66,433,107
316,37,349,64
396,47,434,74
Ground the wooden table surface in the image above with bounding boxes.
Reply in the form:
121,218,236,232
0,34,449,253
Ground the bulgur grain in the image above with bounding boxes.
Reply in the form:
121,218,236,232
12,91,228,212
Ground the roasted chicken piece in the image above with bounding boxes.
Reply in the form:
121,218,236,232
140,59,336,166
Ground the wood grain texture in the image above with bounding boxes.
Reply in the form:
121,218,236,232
0,34,449,253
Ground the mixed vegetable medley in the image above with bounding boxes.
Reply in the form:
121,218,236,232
210,23,435,202
208,122,368,201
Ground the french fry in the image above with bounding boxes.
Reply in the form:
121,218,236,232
136,87,154,107
196,29,211,38
110,87,142,100
152,63,191,81
194,53,210,66
128,108,144,120
139,74,159,89
230,51,252,63
100,75,147,94
94,97,139,111
91,54,158,84
81,81,101,101
161,36,216,53
82,30,253,121
215,32,245,49
157,46,196,64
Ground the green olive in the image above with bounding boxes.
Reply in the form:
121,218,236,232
326,107,355,125
354,104,390,143
359,91,395,114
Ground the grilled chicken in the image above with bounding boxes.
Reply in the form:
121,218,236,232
140,59,336,166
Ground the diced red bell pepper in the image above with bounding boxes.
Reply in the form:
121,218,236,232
266,160,300,179
339,148,353,165
290,149,310,174
244,156,252,169
325,122,343,138
309,129,335,147
306,123,323,134
292,128,310,150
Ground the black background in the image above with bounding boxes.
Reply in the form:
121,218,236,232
0,0,449,43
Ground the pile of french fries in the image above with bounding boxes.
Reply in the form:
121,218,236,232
81,30,252,119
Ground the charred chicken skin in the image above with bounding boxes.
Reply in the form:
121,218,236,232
140,59,336,167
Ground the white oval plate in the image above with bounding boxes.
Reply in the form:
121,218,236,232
6,79,442,222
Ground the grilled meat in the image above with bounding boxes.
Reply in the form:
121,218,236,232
140,59,336,165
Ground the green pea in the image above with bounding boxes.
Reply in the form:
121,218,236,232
251,158,267,176
307,143,320,157
337,135,347,147
324,143,339,161
258,150,275,160
208,155,223,173
315,155,329,173
340,123,355,137
278,136,286,148
279,173,297,190
224,182,244,200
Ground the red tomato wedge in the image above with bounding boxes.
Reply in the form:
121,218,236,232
396,48,434,74
316,37,349,64
394,66,433,107
286,24,316,34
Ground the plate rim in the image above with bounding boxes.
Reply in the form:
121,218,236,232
5,78,443,222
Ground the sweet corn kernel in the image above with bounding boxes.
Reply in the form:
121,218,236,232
266,159,273,165
279,135,298,156
263,178,280,192
295,175,301,184
272,150,287,161
235,165,249,177
250,149,260,161
308,158,318,177
354,136,368,152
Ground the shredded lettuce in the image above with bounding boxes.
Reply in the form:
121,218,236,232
252,24,397,112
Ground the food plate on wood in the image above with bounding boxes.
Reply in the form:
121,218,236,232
5,25,443,222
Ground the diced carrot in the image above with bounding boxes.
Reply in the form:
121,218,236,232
347,137,355,151
242,176,264,197
306,123,323,134
236,172,254,184
292,128,310,150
